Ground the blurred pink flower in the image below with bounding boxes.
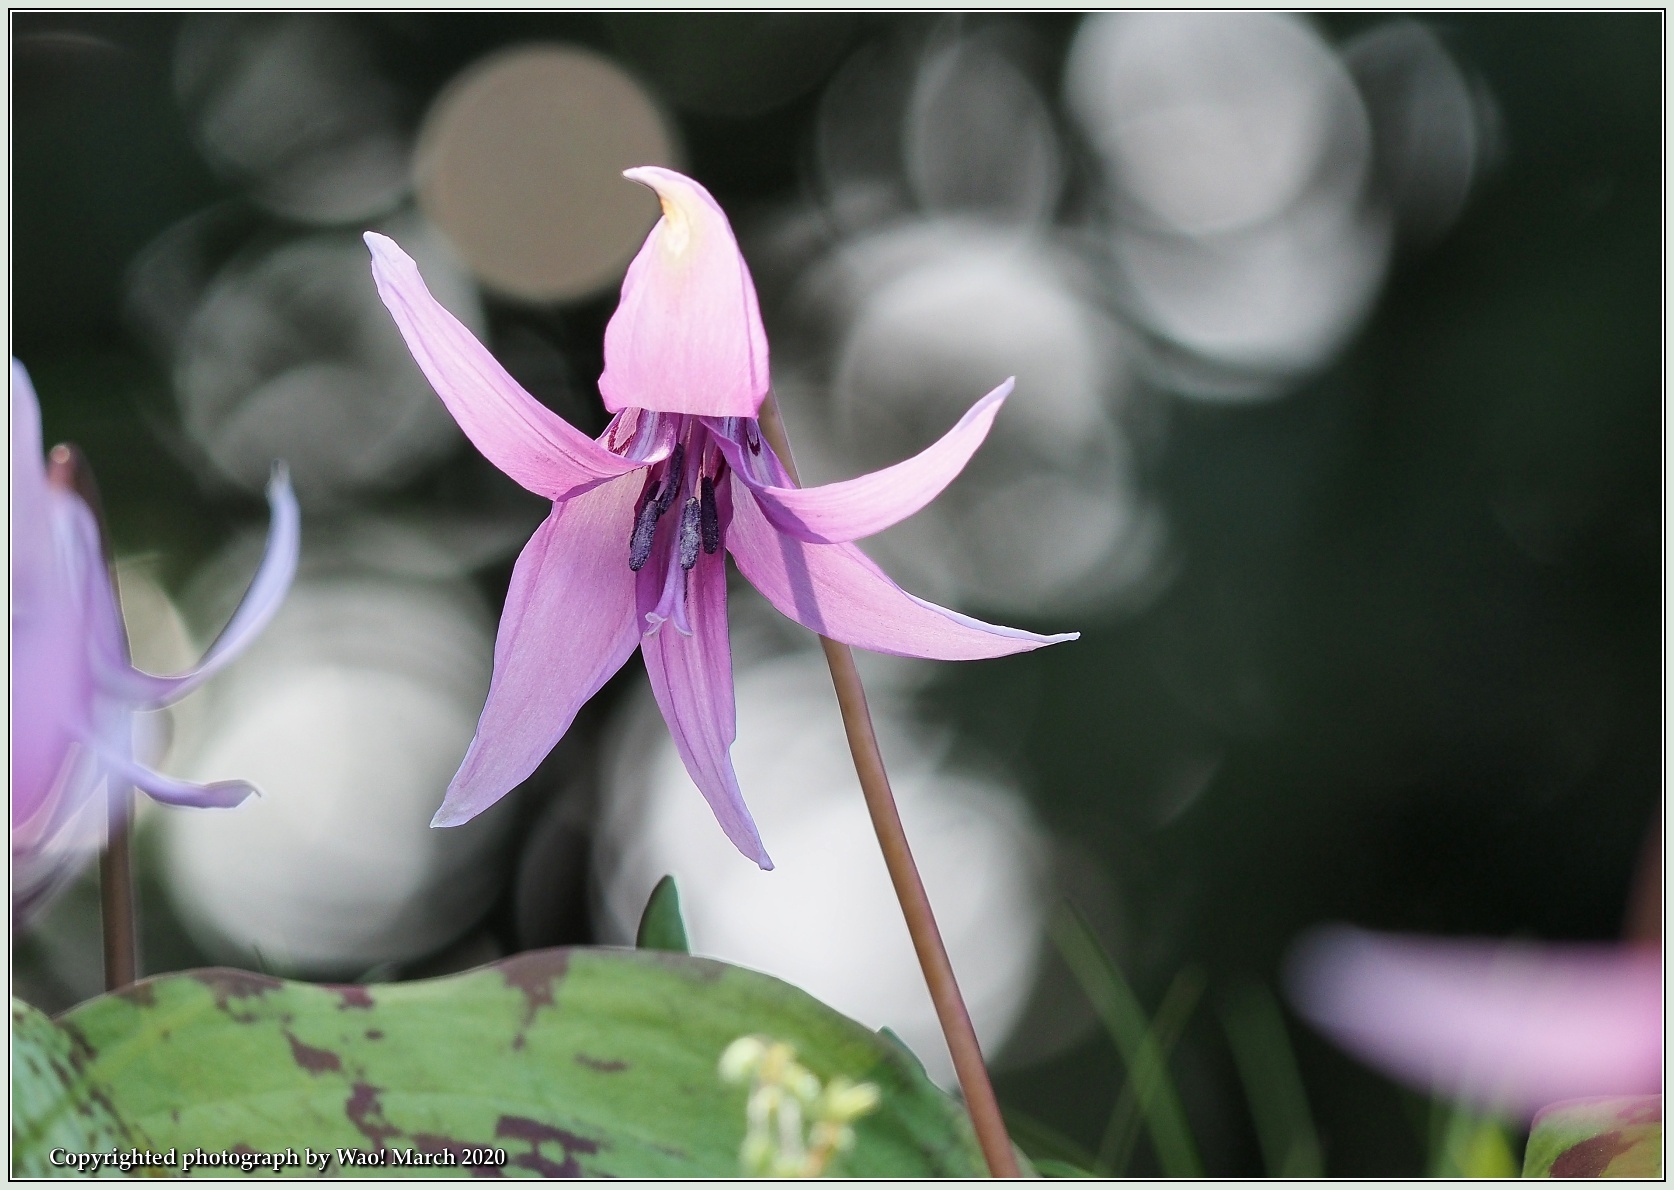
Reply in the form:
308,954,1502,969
366,166,1076,869
10,359,299,924
1286,924,1663,1119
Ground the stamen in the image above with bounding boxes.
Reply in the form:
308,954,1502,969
700,476,720,554
628,498,661,571
678,496,702,570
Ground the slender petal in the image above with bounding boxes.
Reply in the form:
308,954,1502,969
434,473,645,827
599,168,770,418
104,750,258,809
95,464,300,706
366,232,648,499
1286,926,1664,1119
727,477,1078,660
638,480,772,868
713,379,1014,544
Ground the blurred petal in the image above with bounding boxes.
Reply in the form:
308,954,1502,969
639,479,772,868
96,464,301,705
108,751,258,809
727,476,1077,659
366,232,646,499
1286,926,1664,1119
711,378,1013,544
599,168,770,418
11,359,50,578
434,474,644,827
11,493,102,831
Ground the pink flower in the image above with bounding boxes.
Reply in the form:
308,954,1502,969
1286,925,1663,1119
11,359,299,923
366,166,1077,869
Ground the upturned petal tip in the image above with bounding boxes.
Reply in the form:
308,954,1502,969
719,378,1015,544
599,168,770,419
92,462,300,707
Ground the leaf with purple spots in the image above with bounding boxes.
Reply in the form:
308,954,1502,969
12,998,140,1177
1523,1095,1662,1178
52,948,991,1176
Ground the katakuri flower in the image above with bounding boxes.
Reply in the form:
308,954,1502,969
1286,925,1662,1119
366,165,1077,869
11,359,299,923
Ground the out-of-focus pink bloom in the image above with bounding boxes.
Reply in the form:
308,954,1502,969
10,359,299,924
1286,924,1663,1119
366,166,1077,869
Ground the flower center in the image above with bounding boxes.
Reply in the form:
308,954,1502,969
621,414,736,638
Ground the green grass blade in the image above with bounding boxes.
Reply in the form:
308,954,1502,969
1431,1101,1519,1178
1218,980,1324,1177
1098,965,1205,1174
1001,1106,1101,1173
1048,903,1204,1177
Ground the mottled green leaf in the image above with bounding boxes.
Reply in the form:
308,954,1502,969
1523,1095,1661,1178
634,875,689,954
12,997,140,1177
56,948,988,1177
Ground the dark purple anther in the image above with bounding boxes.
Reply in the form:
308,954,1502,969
678,497,701,570
628,499,660,571
699,476,719,554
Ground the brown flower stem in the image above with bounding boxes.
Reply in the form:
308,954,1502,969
100,789,139,990
47,444,139,991
756,395,1020,1178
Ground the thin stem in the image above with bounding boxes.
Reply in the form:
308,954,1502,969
101,788,138,990
756,394,1020,1178
48,444,139,991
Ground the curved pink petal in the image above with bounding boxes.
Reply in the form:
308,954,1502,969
366,232,645,499
1286,926,1664,1119
638,481,771,868
727,477,1078,660
598,168,769,419
710,379,1014,544
95,464,300,706
433,474,645,827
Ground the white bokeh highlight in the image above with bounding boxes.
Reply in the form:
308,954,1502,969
595,649,1048,1088
793,219,1167,613
174,214,481,505
160,526,512,977
1066,12,1393,400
